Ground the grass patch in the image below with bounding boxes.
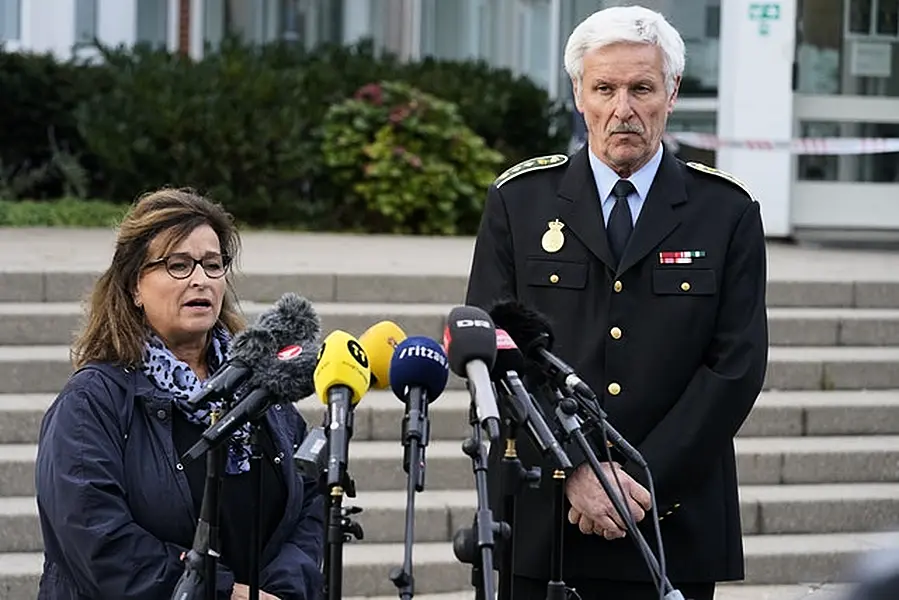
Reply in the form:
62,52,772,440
0,198,129,227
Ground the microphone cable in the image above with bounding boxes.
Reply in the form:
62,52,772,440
571,390,670,600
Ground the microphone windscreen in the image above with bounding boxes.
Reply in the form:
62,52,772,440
488,300,555,355
226,326,279,366
359,321,407,389
254,293,321,348
491,328,526,381
313,330,371,405
247,342,318,402
443,305,497,377
389,336,450,402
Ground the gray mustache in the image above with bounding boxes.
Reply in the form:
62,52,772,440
608,122,644,135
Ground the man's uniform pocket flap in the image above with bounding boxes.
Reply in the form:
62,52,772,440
652,268,717,296
526,258,588,290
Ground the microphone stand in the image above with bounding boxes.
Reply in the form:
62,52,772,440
453,401,510,599
504,376,572,600
171,411,225,600
497,419,542,600
551,393,684,600
389,387,431,599
181,385,300,600
321,400,364,600
247,423,263,600
548,468,567,600
181,407,273,600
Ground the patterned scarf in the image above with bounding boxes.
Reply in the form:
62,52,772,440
140,327,251,475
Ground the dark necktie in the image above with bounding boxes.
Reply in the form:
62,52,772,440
608,179,636,265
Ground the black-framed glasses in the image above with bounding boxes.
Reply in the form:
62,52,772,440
143,253,232,280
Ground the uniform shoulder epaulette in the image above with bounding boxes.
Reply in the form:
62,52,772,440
494,154,569,189
685,161,755,200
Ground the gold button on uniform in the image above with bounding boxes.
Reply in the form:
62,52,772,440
613,280,623,292
607,382,621,396
610,326,622,339
549,273,560,284
680,281,691,291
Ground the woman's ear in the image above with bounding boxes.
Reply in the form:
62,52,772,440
133,283,143,309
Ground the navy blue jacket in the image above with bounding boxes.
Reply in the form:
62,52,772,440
35,362,324,599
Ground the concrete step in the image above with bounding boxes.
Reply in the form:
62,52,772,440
3,345,899,395
5,389,898,445
2,483,898,553
301,389,899,443
4,269,899,309
762,347,899,391
735,435,899,484
0,301,454,347
4,302,899,347
770,308,899,346
5,435,899,498
342,586,853,600
0,531,893,596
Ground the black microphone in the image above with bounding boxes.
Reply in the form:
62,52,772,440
187,293,320,407
491,329,572,471
444,306,501,442
489,300,598,403
490,300,646,469
182,342,319,464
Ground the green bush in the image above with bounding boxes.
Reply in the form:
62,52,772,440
0,49,102,199
0,198,128,227
74,40,414,227
75,41,320,224
1,38,571,233
402,58,571,165
322,81,504,234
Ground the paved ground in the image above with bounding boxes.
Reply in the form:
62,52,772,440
342,583,854,600
2,227,897,599
1,227,898,279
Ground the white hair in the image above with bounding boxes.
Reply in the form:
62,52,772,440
564,5,686,97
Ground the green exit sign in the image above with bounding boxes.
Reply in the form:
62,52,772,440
749,2,781,36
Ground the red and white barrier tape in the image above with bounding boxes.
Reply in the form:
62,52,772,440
665,132,899,155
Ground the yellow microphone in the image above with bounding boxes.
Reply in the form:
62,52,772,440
313,330,371,489
359,321,407,389
314,330,371,405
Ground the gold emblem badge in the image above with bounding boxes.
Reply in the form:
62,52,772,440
541,219,565,253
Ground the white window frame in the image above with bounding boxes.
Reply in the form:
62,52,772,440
548,0,560,98
75,0,99,44
844,0,899,41
1,0,22,48
187,0,202,56
130,0,175,50
420,0,484,61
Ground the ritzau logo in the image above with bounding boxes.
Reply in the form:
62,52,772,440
398,344,448,368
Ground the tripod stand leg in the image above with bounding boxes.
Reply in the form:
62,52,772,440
545,469,567,600
248,426,262,600
472,562,485,600
498,437,517,600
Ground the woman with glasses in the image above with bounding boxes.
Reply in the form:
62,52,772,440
34,188,323,600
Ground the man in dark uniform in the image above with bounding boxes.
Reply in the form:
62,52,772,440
464,5,769,600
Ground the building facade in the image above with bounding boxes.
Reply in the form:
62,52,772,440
2,0,898,240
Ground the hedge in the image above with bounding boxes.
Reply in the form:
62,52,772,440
1,38,571,234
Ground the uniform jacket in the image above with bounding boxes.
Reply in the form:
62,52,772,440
465,145,769,584
35,362,324,599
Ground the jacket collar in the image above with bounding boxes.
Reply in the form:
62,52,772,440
557,144,688,274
